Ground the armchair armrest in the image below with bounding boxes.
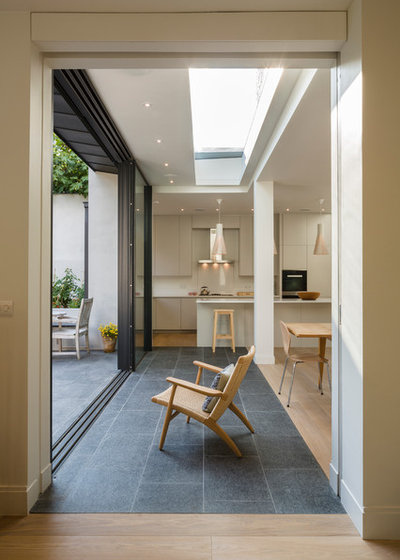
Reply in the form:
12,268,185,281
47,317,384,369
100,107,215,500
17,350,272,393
166,377,223,397
192,361,223,374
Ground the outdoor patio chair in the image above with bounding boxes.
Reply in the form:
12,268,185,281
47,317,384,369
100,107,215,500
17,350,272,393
151,346,255,457
52,298,93,360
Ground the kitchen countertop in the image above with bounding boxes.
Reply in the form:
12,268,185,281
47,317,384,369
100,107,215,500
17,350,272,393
274,297,331,304
197,298,253,304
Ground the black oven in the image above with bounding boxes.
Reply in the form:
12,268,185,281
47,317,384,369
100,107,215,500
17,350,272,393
282,270,307,298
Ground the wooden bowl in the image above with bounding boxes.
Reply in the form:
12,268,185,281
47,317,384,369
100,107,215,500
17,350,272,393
297,291,320,300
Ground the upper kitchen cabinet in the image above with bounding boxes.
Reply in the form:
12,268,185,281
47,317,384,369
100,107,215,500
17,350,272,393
153,215,192,276
239,215,254,276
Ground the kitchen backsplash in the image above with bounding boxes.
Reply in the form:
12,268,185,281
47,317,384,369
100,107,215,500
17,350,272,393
153,229,253,296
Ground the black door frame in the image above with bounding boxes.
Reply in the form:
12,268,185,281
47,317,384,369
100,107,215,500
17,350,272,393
53,69,153,372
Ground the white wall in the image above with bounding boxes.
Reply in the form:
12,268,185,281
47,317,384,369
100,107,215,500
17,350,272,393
337,0,364,534
88,170,118,349
52,194,86,282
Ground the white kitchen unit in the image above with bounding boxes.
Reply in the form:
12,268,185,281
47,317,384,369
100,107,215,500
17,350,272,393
153,215,192,276
153,297,197,330
196,298,254,347
239,215,253,276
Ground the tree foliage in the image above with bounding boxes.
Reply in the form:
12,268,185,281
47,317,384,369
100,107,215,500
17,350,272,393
53,134,88,197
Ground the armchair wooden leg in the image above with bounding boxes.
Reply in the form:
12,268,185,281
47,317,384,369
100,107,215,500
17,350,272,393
159,385,177,450
206,421,242,458
229,402,254,433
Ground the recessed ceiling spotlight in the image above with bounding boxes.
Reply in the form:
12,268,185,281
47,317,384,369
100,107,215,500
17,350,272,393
251,208,254,212
156,139,162,144
216,208,219,212
169,180,174,184
136,208,140,212
143,102,151,108
321,208,325,212
286,208,290,212
180,208,184,212
164,162,169,167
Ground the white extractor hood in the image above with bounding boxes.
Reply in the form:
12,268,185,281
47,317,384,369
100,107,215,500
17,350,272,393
198,228,233,264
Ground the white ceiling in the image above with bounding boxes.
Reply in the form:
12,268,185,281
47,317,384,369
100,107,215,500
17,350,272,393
88,66,331,215
260,69,331,212
88,69,196,187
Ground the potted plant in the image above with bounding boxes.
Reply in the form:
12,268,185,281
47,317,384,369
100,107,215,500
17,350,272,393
52,268,85,309
98,322,118,353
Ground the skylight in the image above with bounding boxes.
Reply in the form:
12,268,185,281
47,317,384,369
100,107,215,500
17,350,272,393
189,68,283,184
189,69,264,153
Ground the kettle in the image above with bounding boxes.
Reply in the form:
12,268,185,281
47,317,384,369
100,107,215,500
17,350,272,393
200,286,210,296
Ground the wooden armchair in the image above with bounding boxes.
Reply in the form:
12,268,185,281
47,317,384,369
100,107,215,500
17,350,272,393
151,346,255,458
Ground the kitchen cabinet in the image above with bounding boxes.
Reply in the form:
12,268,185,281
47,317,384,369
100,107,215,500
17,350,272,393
239,215,253,276
153,215,192,276
153,297,197,330
154,298,181,330
180,298,197,330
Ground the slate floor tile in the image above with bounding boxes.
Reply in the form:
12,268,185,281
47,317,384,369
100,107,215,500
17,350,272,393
240,392,284,412
87,431,154,470
204,456,270,502
156,413,204,446
62,465,141,512
247,411,300,437
255,435,319,468
265,468,345,514
141,444,203,484
204,426,257,456
132,482,203,513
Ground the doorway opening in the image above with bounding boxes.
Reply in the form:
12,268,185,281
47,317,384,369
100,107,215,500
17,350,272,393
33,59,340,515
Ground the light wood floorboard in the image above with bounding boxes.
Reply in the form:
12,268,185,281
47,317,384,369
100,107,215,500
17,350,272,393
1,514,399,560
259,348,332,477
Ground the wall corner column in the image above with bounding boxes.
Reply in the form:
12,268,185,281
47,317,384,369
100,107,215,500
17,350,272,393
253,180,275,365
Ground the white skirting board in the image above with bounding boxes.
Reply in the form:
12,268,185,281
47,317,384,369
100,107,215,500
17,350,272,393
0,478,39,515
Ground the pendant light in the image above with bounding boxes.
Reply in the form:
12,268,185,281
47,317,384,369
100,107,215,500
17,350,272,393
212,199,227,261
313,199,329,255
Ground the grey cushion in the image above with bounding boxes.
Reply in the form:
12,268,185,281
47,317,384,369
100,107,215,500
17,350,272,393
202,363,235,413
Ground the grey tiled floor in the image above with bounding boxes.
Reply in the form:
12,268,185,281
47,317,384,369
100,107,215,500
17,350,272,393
33,347,344,514
52,351,118,443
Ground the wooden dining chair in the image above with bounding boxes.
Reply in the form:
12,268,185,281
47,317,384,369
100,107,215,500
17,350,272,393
278,320,331,407
52,298,93,360
151,346,256,458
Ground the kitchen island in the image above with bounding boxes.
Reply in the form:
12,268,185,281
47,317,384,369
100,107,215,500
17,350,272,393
196,297,254,348
196,296,331,348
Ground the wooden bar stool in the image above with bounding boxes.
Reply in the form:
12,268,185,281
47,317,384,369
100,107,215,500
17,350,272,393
212,309,235,353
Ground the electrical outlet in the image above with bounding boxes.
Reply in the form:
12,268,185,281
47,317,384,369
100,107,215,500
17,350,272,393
0,301,14,316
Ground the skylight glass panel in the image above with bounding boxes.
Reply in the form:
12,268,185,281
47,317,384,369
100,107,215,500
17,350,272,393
189,69,266,153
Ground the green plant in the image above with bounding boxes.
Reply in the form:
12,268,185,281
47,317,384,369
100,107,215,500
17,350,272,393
52,133,88,197
98,323,118,339
52,268,85,308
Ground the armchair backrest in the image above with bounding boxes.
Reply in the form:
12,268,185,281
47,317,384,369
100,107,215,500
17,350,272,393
77,298,93,331
209,345,255,421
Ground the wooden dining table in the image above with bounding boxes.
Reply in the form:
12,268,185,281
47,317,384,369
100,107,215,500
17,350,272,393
286,322,332,388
